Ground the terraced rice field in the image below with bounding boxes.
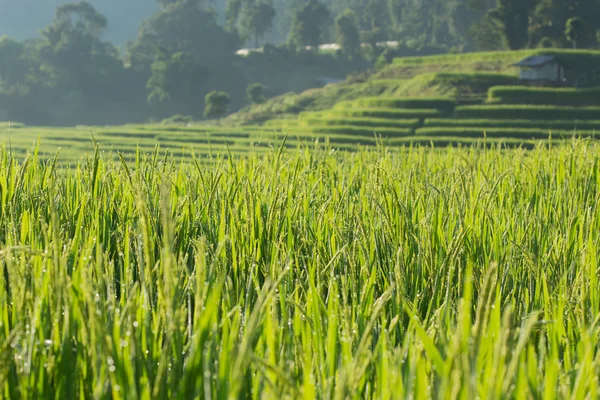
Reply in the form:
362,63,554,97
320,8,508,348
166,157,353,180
264,83,600,145
3,51,600,165
253,50,600,146
0,123,378,164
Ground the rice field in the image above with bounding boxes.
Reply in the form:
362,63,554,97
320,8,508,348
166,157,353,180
2,139,600,398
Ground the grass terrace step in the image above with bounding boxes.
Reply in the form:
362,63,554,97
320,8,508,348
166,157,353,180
334,97,456,114
392,49,600,67
488,86,600,106
299,117,420,129
392,50,537,65
310,125,414,137
328,108,443,119
369,79,411,86
454,105,600,120
424,118,600,131
262,119,301,127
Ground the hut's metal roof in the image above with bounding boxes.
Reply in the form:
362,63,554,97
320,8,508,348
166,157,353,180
512,55,562,68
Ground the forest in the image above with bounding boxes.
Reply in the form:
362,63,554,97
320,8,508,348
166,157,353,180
0,0,599,126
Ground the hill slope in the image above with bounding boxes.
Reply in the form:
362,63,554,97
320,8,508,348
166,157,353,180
223,49,600,147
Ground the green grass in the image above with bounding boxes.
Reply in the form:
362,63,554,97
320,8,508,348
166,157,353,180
3,140,600,397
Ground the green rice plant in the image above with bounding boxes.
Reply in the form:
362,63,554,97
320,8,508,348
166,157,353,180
454,105,600,120
2,140,600,398
416,126,599,139
387,135,550,149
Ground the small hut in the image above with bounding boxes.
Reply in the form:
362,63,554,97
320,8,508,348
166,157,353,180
512,55,567,84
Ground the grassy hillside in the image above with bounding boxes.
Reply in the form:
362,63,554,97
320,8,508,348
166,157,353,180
226,48,600,125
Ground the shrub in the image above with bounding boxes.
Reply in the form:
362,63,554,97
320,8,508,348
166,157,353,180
204,91,231,121
246,83,266,105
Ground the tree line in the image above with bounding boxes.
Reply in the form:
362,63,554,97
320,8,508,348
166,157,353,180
0,0,599,126
236,0,600,51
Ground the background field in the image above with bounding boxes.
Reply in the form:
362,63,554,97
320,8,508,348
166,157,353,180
0,121,580,165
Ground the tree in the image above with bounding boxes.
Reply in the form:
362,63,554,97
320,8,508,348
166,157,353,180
204,91,231,121
363,0,391,33
528,0,600,49
565,17,585,48
126,1,240,71
240,2,276,48
246,82,265,104
157,0,208,7
469,11,505,50
0,36,39,122
485,0,538,49
147,50,208,116
528,0,565,47
288,0,331,50
335,9,361,58
0,36,28,93
225,0,244,32
37,2,123,96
